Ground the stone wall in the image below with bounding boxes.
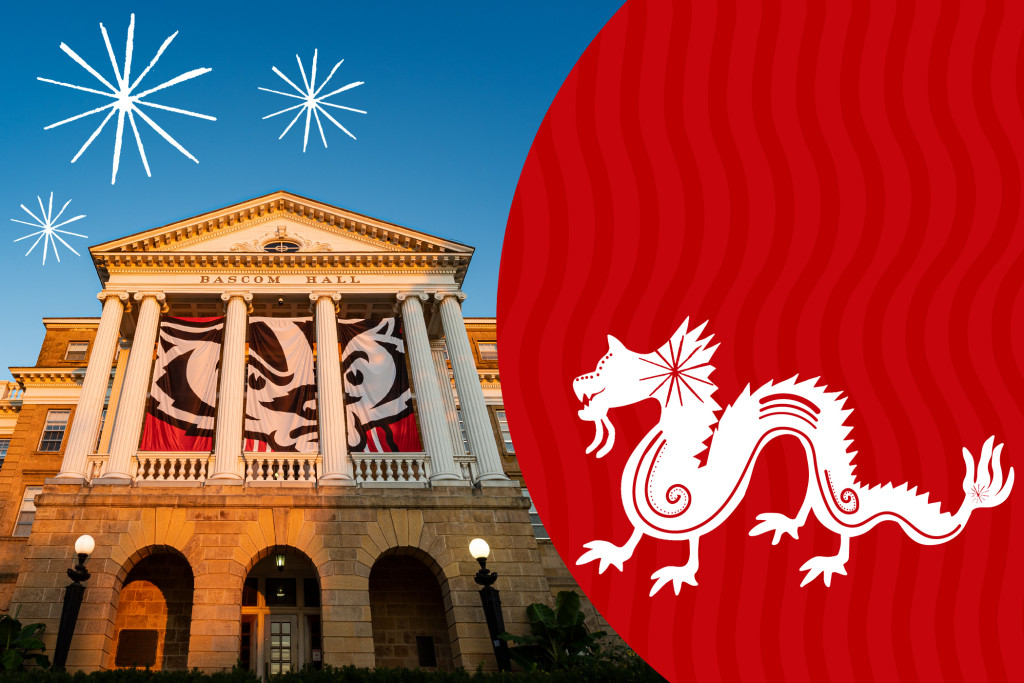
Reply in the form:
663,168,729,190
7,483,550,672
369,554,453,670
111,554,194,670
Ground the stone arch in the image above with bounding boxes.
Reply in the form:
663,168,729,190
238,545,323,676
369,546,457,670
105,545,195,670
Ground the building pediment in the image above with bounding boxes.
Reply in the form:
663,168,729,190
90,191,473,257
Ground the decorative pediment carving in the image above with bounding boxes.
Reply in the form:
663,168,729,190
229,226,334,253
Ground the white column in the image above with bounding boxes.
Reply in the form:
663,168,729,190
431,339,466,458
397,292,465,484
209,292,252,483
435,292,510,483
56,291,129,480
103,292,165,482
311,291,354,486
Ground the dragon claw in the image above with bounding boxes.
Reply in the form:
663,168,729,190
749,512,801,545
650,565,698,595
577,540,634,574
799,555,848,587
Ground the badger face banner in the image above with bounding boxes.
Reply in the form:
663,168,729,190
140,316,224,451
338,318,422,453
244,317,318,453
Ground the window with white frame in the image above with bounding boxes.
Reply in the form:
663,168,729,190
477,341,498,362
0,438,9,466
496,409,513,454
522,488,549,540
13,486,43,537
64,341,89,362
457,408,469,454
38,410,70,452
94,407,107,451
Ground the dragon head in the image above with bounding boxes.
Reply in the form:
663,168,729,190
572,319,719,458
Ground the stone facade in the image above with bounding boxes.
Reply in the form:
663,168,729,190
0,192,606,673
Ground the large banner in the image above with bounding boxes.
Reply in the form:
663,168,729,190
139,316,224,451
244,317,318,453
338,318,421,453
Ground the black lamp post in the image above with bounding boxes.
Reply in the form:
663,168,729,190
52,534,94,671
469,538,511,671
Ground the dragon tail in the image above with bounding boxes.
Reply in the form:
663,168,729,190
853,436,1013,546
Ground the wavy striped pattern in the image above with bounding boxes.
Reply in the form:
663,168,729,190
497,0,1024,680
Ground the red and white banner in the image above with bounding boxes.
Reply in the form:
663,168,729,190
244,317,318,453
338,318,421,453
139,316,223,451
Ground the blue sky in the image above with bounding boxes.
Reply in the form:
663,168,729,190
0,1,623,377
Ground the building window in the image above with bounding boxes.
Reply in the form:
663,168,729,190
0,438,8,468
65,341,89,361
522,488,549,540
38,410,70,452
13,486,43,537
495,409,513,454
457,409,469,454
477,341,498,362
263,239,301,253
94,408,107,451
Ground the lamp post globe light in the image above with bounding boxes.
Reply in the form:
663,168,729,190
52,534,95,670
470,538,512,671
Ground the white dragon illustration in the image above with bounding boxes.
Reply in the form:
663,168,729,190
572,319,1013,594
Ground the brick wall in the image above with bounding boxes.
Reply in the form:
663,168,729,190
111,554,194,670
369,555,453,670
36,324,98,367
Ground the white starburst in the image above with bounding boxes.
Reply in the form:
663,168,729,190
11,193,87,266
38,14,216,185
259,49,366,151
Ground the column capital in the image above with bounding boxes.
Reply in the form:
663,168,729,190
97,291,130,304
133,291,168,313
221,291,254,314
396,291,430,303
434,291,467,305
309,291,341,314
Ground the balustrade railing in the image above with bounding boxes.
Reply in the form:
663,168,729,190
352,452,431,486
135,453,210,483
80,451,473,487
245,453,319,483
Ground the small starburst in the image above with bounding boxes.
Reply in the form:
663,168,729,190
639,341,714,407
970,484,989,504
11,193,87,266
38,14,216,184
259,49,366,151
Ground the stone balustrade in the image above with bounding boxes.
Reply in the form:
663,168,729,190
352,453,431,487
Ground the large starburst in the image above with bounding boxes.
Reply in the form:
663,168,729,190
259,49,366,151
639,341,714,407
38,14,216,185
11,193,87,266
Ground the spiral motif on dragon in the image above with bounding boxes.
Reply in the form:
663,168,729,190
825,470,859,514
664,484,691,515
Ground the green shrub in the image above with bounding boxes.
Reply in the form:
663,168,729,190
0,607,51,671
499,590,606,671
0,660,665,683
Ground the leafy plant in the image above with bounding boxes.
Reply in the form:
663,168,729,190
0,607,51,671
499,590,606,670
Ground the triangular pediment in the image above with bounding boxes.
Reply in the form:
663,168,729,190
89,191,473,256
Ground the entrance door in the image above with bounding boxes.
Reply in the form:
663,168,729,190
265,615,298,675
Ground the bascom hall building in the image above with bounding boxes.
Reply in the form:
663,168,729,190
0,191,603,673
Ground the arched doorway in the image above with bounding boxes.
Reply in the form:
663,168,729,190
369,553,453,670
241,548,322,676
111,551,194,670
